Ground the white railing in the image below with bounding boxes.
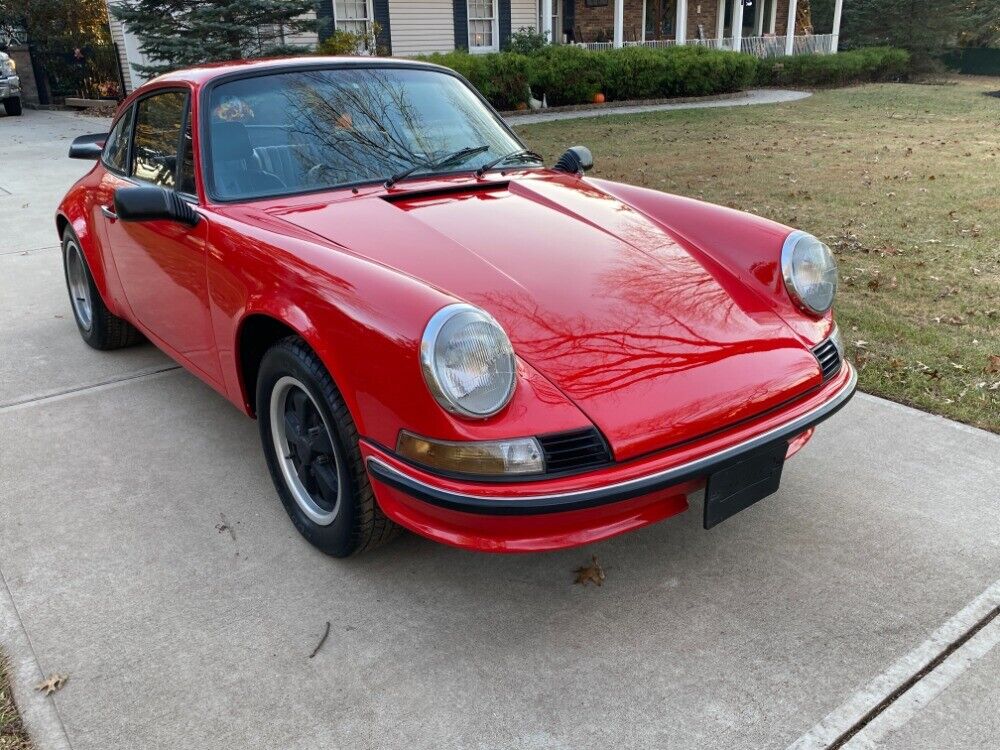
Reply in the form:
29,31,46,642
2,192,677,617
577,33,835,58
624,38,676,49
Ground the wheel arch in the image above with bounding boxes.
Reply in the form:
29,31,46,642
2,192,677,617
234,308,361,430
56,209,117,315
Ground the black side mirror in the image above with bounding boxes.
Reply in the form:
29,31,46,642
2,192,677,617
114,185,200,227
69,133,108,160
553,146,594,175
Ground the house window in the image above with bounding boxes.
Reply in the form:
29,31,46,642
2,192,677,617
468,0,498,52
335,0,373,39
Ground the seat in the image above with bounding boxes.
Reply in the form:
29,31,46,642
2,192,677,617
252,145,319,189
210,122,285,198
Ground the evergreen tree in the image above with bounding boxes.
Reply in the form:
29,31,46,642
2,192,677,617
809,0,967,70
111,0,319,75
959,0,1000,47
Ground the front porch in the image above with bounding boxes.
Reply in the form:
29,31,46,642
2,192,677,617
537,0,844,58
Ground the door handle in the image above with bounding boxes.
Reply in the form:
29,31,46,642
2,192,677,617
100,205,118,220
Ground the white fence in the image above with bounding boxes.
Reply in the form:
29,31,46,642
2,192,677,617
579,34,835,58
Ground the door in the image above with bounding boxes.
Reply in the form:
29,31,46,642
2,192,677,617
105,89,221,383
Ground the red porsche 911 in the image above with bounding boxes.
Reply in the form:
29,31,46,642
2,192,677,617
57,57,854,556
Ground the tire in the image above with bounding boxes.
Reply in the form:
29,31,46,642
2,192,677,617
3,97,22,116
256,337,400,557
61,228,143,350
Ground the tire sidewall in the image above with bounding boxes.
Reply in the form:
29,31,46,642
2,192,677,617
256,343,358,556
61,229,101,345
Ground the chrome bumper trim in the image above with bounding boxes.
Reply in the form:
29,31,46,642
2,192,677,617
366,364,857,516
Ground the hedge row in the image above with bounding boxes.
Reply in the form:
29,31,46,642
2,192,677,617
755,47,911,87
416,45,910,111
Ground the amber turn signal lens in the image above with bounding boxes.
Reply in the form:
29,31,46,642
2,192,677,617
396,431,545,477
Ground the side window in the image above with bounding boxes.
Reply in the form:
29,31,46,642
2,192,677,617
101,106,134,173
131,91,187,188
178,120,196,195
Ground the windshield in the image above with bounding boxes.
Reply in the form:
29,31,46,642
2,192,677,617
205,66,524,200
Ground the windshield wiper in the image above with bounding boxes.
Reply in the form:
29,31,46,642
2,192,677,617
474,149,544,177
385,144,491,188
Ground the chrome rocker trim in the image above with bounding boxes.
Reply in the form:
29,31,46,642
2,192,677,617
367,364,857,516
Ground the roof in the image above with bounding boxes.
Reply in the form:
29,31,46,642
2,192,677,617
143,56,442,88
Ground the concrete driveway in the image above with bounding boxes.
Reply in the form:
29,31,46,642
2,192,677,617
1,109,998,750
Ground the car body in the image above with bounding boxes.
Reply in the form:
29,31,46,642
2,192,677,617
56,57,854,555
0,51,22,116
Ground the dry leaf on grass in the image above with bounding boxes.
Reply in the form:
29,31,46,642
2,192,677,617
574,556,605,587
35,674,67,696
987,355,1000,375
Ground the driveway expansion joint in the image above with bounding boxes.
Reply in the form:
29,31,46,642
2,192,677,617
0,364,182,413
828,603,1000,749
789,578,1000,750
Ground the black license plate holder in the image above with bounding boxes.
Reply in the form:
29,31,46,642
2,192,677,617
703,440,788,529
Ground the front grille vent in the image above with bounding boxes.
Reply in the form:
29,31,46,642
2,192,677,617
811,337,842,382
537,428,613,474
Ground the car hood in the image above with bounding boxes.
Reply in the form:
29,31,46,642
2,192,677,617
270,176,822,460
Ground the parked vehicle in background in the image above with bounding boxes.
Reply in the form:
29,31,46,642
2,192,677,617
0,51,22,116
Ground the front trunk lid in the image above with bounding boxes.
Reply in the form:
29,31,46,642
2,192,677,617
271,175,822,460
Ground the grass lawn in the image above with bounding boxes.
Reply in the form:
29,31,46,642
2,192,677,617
0,656,31,750
515,78,1000,433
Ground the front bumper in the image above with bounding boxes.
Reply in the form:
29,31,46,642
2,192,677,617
363,363,856,550
0,76,20,99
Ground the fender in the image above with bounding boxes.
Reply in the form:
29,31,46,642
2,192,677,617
56,204,124,318
589,178,833,345
214,211,594,449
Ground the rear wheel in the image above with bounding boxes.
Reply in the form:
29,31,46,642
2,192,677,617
3,97,22,116
61,228,143,349
256,337,399,557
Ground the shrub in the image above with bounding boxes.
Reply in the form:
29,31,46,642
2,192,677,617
755,46,911,87
418,51,531,110
509,27,548,55
525,45,604,106
317,23,382,56
420,45,910,110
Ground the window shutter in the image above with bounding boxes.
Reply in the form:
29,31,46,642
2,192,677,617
499,0,511,49
372,0,392,52
316,0,334,42
453,0,469,50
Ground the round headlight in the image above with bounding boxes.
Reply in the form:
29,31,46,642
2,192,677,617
420,303,516,418
781,231,839,315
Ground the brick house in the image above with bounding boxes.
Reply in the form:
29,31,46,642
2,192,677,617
108,0,844,93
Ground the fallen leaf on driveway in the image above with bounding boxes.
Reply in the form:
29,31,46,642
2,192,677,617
574,556,605,587
35,674,67,696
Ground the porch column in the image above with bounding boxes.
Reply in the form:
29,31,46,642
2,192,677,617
784,0,797,55
716,0,725,44
613,0,624,47
831,0,843,52
768,0,777,33
732,0,744,52
541,0,553,43
675,0,688,44
753,0,764,35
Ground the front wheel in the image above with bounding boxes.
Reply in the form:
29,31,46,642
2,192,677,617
256,337,399,557
3,97,22,116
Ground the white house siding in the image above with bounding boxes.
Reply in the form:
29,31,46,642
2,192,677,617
387,0,456,55
510,0,539,35
107,2,151,94
282,11,320,48
107,15,133,93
